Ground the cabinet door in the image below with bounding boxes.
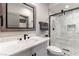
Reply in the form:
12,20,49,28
11,49,32,56
32,41,48,56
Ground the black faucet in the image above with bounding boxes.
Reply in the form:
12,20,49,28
24,34,28,40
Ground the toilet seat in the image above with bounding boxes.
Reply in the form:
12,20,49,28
47,46,64,56
47,46,62,52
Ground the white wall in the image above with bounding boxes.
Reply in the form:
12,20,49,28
34,3,49,36
0,3,49,40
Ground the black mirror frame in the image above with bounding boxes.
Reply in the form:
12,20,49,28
6,3,36,31
0,15,3,27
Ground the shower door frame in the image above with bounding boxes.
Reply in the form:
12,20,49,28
49,7,79,45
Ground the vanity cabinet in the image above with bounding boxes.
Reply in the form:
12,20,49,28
11,41,48,56
32,41,47,56
11,49,32,56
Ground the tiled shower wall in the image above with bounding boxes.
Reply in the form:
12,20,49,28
50,9,79,49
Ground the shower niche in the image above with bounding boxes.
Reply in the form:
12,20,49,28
67,24,76,31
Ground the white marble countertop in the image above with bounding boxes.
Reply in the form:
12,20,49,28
0,36,49,56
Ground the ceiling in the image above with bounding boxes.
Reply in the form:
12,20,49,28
49,3,79,15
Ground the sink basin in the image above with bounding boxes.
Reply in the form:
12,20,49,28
0,36,49,56
29,36,43,40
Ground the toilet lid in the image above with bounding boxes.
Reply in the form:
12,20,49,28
47,46,62,52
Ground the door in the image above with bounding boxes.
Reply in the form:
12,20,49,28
50,16,57,45
50,15,62,46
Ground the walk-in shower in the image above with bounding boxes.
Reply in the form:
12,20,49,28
49,6,79,56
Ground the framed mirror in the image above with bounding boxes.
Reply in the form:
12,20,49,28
6,3,36,30
0,4,3,29
0,16,3,29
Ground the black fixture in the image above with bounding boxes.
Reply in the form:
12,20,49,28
27,37,30,39
32,53,36,56
19,38,22,41
62,48,70,52
53,28,55,30
45,35,48,37
61,10,65,15
0,15,3,27
61,10,64,13
24,34,28,40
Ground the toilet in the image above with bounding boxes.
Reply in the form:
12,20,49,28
47,46,64,56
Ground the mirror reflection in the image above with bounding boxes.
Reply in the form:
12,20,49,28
7,3,35,29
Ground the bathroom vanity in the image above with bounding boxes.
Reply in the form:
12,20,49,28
0,36,49,56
